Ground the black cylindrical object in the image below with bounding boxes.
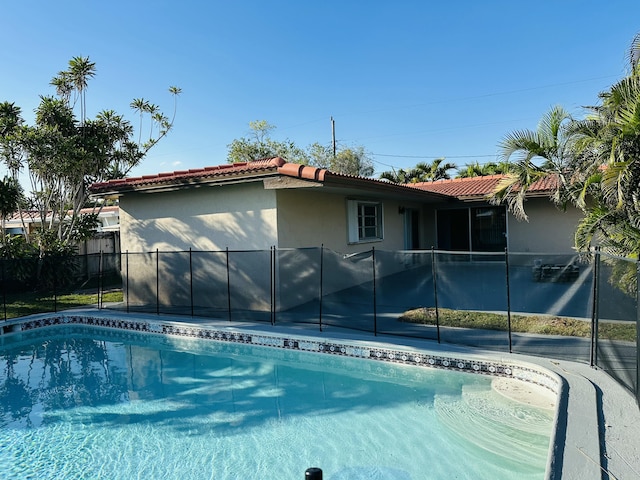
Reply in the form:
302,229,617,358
305,467,322,479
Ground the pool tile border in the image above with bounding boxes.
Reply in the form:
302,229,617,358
5,312,562,396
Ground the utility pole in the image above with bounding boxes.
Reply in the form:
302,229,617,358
331,116,336,158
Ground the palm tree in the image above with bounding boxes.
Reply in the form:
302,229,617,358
130,98,149,145
144,103,159,140
0,101,25,183
489,105,575,220
379,158,456,183
0,176,23,243
568,47,640,253
414,158,457,182
379,167,410,183
456,161,512,178
50,71,73,105
491,32,640,257
168,86,182,125
67,56,96,126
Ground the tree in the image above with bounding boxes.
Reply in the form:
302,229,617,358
567,42,640,255
227,120,309,164
227,121,375,176
456,160,511,178
379,167,412,183
380,158,457,183
307,143,374,176
0,57,180,253
0,176,23,243
489,32,640,260
488,105,575,221
0,101,25,174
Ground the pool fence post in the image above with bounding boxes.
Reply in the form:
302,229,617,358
271,246,276,326
156,248,160,315
53,255,57,313
226,247,232,322
189,248,194,317
125,250,130,313
1,258,6,321
636,252,640,405
590,246,601,367
98,250,104,310
372,246,377,336
319,244,324,332
431,247,441,343
505,247,512,353
305,467,322,479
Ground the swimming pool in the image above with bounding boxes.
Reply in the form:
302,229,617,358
0,316,556,479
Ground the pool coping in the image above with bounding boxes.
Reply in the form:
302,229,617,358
0,309,606,480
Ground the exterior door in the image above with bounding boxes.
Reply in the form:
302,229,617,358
403,208,420,249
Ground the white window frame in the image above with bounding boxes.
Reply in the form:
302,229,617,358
347,200,384,244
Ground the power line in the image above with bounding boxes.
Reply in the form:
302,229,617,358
371,152,497,159
277,75,618,134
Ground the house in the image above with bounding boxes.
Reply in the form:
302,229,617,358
4,206,120,255
89,158,582,255
89,157,450,254
88,158,584,314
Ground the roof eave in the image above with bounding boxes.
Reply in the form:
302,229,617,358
322,173,451,202
90,169,280,197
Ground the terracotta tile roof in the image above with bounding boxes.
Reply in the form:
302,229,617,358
6,206,119,224
90,158,288,193
412,174,558,199
89,158,449,201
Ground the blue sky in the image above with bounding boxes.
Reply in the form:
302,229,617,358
2,1,639,178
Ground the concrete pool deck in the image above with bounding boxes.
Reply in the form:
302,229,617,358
2,308,639,480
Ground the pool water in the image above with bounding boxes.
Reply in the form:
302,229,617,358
0,326,553,479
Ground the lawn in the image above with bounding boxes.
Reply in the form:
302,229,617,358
400,307,636,342
1,290,124,320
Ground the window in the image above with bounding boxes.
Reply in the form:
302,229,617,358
347,200,383,243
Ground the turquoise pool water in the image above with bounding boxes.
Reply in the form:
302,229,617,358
0,326,553,479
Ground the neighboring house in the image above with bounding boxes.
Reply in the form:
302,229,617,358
4,206,120,255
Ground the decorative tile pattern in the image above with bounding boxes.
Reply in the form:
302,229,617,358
6,313,561,396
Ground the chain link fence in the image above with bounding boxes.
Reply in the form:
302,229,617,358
1,247,637,403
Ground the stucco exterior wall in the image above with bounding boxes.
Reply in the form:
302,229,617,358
118,182,277,312
274,189,417,253
273,189,426,310
507,198,583,253
119,182,278,252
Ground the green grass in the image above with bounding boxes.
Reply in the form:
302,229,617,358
2,290,124,320
400,307,637,342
